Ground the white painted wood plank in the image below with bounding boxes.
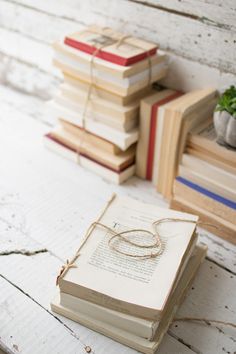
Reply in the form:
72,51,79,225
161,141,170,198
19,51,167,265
0,53,60,100
0,0,235,97
160,52,236,93
0,28,58,75
133,0,236,30
0,252,194,354
10,0,236,74
170,260,236,354
0,276,87,354
0,0,82,44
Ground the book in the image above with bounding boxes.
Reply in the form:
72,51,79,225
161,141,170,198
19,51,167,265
54,42,162,79
64,73,153,106
178,164,236,202
156,88,217,198
49,125,135,172
136,89,182,180
174,177,236,224
47,100,139,150
51,244,207,354
56,84,139,132
181,153,236,193
60,119,123,155
170,197,236,245
185,146,236,175
55,234,197,341
64,25,158,66
44,135,135,184
187,119,236,168
53,53,167,97
57,194,198,320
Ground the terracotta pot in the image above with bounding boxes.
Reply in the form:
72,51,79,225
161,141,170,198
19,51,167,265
213,111,236,148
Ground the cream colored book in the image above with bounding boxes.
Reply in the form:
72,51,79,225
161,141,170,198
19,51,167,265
188,119,236,167
57,194,198,320
50,125,135,172
64,25,157,67
53,55,167,97
64,73,153,106
170,197,236,244
59,119,123,155
181,153,236,191
173,179,236,224
178,164,236,202
44,135,135,184
55,88,138,132
54,234,197,341
51,244,207,354
54,42,160,79
157,88,217,198
47,100,139,150
61,82,139,119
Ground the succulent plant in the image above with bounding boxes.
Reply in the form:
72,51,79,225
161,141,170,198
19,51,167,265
215,85,236,118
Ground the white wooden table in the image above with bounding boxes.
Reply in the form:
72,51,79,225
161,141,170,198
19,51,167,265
0,84,235,354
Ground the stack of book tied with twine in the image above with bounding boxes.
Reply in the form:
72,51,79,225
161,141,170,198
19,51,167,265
44,25,168,184
51,194,207,353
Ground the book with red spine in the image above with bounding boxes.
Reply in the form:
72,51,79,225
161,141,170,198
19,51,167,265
64,25,158,66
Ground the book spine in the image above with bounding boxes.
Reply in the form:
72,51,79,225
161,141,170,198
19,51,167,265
146,92,182,180
176,176,236,210
174,178,236,224
170,197,236,245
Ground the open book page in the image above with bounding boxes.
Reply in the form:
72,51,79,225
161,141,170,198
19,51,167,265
62,195,198,313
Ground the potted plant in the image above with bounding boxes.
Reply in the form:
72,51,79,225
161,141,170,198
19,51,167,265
214,85,236,148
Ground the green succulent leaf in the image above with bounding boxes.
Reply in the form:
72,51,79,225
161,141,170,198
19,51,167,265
215,85,236,119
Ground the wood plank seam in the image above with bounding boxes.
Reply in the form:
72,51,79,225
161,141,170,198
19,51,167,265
0,273,95,353
4,0,87,25
206,256,236,276
168,330,202,354
0,249,48,256
127,0,233,31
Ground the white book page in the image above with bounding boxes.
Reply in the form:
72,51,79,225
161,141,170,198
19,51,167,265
64,195,197,312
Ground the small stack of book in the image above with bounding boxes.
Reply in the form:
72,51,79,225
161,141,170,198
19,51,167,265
51,194,207,353
44,25,168,184
171,118,236,244
136,87,218,197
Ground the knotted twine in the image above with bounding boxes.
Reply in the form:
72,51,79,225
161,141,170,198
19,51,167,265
56,193,205,282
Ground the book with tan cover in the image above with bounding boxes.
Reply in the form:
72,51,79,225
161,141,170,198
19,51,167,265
51,244,207,354
57,194,198,320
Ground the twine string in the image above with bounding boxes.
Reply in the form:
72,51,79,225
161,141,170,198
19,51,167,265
56,193,201,284
74,28,153,161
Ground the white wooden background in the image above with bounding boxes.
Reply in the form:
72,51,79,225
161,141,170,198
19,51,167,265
0,1,236,354
0,0,236,103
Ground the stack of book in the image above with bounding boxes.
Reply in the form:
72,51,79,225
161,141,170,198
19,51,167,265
136,87,218,198
51,194,207,353
170,118,236,244
44,25,168,184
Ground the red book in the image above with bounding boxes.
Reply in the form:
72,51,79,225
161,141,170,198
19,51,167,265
64,25,158,66
136,90,183,181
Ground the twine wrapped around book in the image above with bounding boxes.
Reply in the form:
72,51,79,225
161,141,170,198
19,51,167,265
56,194,202,285
55,194,236,329
74,27,152,159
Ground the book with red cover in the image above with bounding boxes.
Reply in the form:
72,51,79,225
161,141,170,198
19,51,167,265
136,90,182,181
64,25,158,66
